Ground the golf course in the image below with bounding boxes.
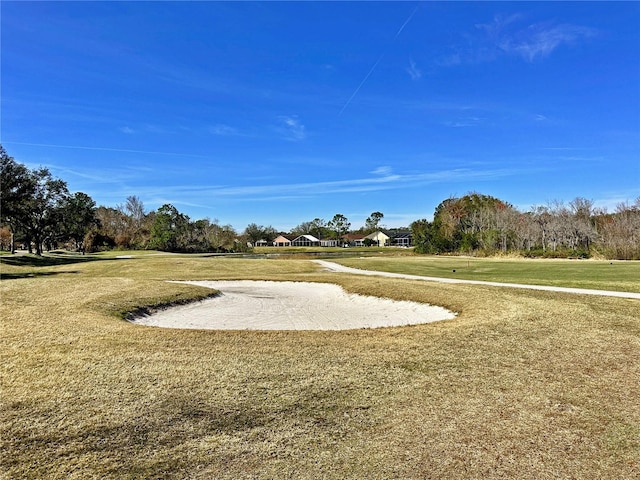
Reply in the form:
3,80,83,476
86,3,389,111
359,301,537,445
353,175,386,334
1,252,639,479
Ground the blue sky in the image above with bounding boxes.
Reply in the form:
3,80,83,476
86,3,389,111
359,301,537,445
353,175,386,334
2,1,639,231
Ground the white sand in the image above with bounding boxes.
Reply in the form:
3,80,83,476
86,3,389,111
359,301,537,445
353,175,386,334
129,259,638,331
130,280,456,331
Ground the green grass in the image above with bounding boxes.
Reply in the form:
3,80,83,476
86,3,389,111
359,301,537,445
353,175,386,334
329,255,640,293
1,254,639,479
253,245,414,255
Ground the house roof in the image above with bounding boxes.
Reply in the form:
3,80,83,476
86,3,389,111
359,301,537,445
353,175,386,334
291,234,320,242
273,235,292,242
344,233,365,241
392,232,412,239
364,230,390,240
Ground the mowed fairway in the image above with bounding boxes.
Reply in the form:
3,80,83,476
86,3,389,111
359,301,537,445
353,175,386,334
330,255,640,293
1,253,639,479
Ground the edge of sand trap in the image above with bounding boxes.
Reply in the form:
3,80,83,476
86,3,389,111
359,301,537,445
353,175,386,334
130,280,457,331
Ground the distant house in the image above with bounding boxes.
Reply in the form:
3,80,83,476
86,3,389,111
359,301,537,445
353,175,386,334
391,231,412,247
344,233,365,247
365,230,390,247
272,235,292,247
269,230,411,248
320,238,338,247
291,234,320,247
254,239,269,247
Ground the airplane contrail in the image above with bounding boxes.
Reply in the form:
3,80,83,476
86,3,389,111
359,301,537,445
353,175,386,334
338,53,386,117
339,4,420,116
395,4,419,38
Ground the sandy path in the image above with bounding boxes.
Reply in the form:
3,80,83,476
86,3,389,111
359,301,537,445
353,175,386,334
313,260,640,300
131,280,456,331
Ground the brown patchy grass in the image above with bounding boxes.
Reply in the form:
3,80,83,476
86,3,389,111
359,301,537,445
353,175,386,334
1,254,639,479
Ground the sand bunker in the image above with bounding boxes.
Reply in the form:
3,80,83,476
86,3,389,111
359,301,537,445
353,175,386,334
131,280,456,331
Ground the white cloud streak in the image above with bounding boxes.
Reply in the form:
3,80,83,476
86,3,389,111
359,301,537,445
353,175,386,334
371,166,393,176
130,166,519,202
4,141,210,158
395,5,420,39
338,53,386,116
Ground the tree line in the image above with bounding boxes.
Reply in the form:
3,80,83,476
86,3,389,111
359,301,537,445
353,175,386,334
0,146,244,254
410,192,640,260
0,147,385,254
2,146,638,259
1,146,97,255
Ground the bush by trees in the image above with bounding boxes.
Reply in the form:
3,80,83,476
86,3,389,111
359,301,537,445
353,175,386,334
145,204,242,253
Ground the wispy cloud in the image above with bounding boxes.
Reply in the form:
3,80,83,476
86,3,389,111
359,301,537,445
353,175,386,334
494,21,597,62
277,115,306,141
132,166,519,203
442,13,597,65
119,126,135,134
593,192,640,213
406,59,422,80
371,166,393,176
4,141,210,158
476,13,524,42
210,124,239,136
540,146,590,151
444,116,483,128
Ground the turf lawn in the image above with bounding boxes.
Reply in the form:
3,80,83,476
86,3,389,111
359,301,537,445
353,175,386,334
1,252,638,479
330,255,640,293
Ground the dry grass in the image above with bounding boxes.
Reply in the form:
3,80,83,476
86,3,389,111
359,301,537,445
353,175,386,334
1,254,639,479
